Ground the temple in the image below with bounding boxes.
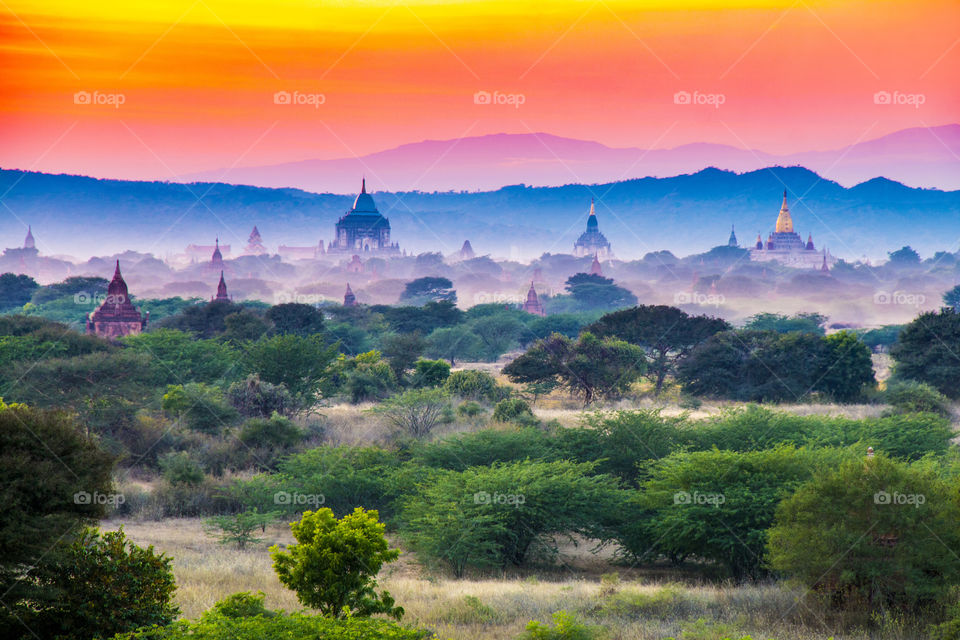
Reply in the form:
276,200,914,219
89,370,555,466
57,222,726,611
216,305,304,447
211,238,224,269
521,282,545,316
245,226,267,255
458,240,475,261
573,200,612,258
24,226,36,251
343,283,357,307
750,191,834,268
590,254,603,276
214,271,230,301
86,260,147,338
327,179,401,255
728,225,738,247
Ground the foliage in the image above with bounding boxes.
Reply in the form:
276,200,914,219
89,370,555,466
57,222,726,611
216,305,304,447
0,404,114,632
209,591,275,619
205,509,279,549
411,358,451,387
859,324,903,350
588,305,729,393
162,383,238,433
0,272,39,311
883,379,951,416
503,332,646,405
768,456,960,613
113,611,433,640
443,369,505,402
520,611,606,640
159,451,204,486
742,312,827,335
121,329,239,385
818,330,877,402
371,388,452,438
425,325,485,365
242,334,339,407
270,507,403,619
891,309,960,397
400,276,456,304
492,397,536,424
265,302,325,336
381,331,426,378
25,527,178,640
226,374,295,418
887,245,921,265
564,273,637,311
238,413,304,449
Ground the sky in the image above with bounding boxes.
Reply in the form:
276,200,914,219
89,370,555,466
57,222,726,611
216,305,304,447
1,0,958,183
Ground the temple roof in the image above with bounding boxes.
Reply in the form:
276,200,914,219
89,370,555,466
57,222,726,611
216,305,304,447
775,190,794,234
24,225,35,250
350,178,379,214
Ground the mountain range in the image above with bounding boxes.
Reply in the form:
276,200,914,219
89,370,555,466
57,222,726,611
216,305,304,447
1,165,959,262
179,125,960,193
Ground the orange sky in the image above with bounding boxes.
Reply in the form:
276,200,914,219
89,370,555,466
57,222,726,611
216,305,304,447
1,0,957,182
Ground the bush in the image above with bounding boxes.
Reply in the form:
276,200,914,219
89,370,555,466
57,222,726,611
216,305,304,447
492,398,536,424
768,455,960,614
520,611,606,640
238,414,303,449
410,427,556,471
370,388,452,438
444,369,505,402
162,383,238,433
159,451,204,486
226,375,295,418
114,611,434,640
204,509,278,549
26,527,178,640
456,401,486,418
210,591,276,618
411,358,451,387
270,507,403,619
884,379,951,416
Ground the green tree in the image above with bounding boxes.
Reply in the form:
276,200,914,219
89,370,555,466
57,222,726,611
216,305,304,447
425,325,484,365
122,329,240,384
266,303,325,336
381,331,426,379
0,272,39,311
270,507,403,619
243,334,339,408
768,455,960,613
471,314,525,360
0,403,114,634
399,276,456,305
943,285,960,310
226,374,295,418
370,388,451,438
742,312,827,335
588,305,729,393
443,369,504,402
564,273,637,310
162,383,238,433
891,309,960,397
815,330,876,401
503,332,646,405
222,310,270,343
26,527,179,640
205,509,279,549
411,358,451,387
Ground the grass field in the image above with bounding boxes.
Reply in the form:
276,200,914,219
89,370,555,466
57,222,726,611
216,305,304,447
107,517,923,640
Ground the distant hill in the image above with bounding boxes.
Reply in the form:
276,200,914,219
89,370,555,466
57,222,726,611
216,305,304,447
178,125,960,193
1,166,958,261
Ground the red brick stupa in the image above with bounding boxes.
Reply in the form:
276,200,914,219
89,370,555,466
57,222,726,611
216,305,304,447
86,260,147,338
214,271,230,301
343,283,357,307
521,282,545,317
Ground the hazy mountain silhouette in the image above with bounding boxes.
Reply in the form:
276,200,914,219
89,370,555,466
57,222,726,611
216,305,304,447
179,125,960,192
2,166,958,261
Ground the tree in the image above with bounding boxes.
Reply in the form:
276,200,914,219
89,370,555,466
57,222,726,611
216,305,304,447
381,331,426,379
370,388,451,438
122,329,240,385
226,374,295,418
205,509,279,549
742,312,826,335
243,334,339,408
266,303,325,336
222,310,270,343
943,285,960,310
270,507,403,619
425,325,484,365
768,456,960,613
0,272,38,311
588,305,730,393
564,273,637,310
25,527,179,640
503,332,646,405
0,403,114,635
410,358,451,387
443,369,504,402
887,245,921,265
161,383,238,433
399,276,456,305
815,330,875,401
471,314,525,360
891,309,960,397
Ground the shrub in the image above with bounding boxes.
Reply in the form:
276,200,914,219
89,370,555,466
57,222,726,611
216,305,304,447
444,369,503,402
204,509,278,549
226,374,295,418
113,611,434,640
410,427,556,471
768,455,960,614
883,379,951,416
270,507,403,619
159,451,204,486
411,358,451,387
26,527,178,640
162,383,238,433
520,611,606,640
210,591,276,619
493,398,536,424
456,401,486,417
238,413,304,449
370,388,452,438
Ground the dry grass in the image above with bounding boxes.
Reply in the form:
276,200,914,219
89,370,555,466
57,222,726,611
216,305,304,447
106,518,921,640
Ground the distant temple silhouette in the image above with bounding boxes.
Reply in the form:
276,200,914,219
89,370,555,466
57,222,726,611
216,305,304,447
750,191,834,269
245,226,267,255
328,179,401,255
86,261,147,338
343,283,357,307
214,271,230,301
573,200,612,259
521,282,545,316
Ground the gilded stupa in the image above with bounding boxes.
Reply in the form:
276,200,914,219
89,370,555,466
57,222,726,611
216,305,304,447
750,191,834,268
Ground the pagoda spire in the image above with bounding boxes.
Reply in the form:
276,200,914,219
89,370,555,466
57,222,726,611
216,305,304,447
344,283,357,307
215,271,229,300
361,177,366,194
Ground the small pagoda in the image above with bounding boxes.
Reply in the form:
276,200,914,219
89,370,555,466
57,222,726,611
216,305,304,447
86,260,147,338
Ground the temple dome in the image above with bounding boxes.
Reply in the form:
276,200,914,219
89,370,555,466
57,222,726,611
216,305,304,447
350,178,379,214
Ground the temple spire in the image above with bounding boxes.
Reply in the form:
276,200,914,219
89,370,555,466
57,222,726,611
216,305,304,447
215,270,229,300
775,190,794,233
361,177,366,194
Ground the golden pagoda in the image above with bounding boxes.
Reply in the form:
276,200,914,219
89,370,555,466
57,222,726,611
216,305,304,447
775,190,793,233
